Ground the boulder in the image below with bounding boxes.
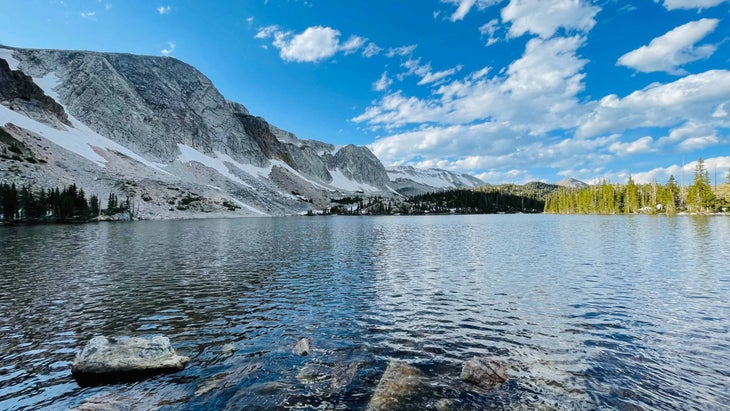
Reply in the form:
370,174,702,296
71,335,189,386
367,361,426,411
460,356,507,388
292,338,311,356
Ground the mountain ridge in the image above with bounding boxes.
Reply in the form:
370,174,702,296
0,45,484,218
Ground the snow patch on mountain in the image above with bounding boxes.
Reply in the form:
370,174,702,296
329,168,380,193
1,103,169,174
386,166,484,189
34,72,62,102
0,48,19,70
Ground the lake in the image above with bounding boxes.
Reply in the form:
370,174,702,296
0,215,729,410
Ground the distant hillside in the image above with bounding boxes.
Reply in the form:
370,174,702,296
557,178,588,189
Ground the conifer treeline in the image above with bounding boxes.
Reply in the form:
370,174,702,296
410,188,545,214
0,183,128,223
545,158,729,215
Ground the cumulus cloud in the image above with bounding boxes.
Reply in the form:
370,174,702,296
157,5,172,14
501,0,600,39
373,72,393,91
617,19,719,75
80,11,96,19
578,70,730,138
161,41,176,56
440,0,502,22
656,121,720,152
356,35,589,132
257,25,368,63
659,0,729,10
608,136,655,156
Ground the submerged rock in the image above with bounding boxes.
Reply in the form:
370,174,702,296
367,361,426,411
460,356,508,388
296,363,333,384
71,335,189,386
292,338,311,356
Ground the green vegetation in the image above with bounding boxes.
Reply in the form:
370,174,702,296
0,183,128,223
544,158,729,215
319,186,552,216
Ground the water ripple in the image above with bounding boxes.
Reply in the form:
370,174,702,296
0,215,728,410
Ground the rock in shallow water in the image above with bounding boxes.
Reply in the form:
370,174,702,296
460,356,508,388
292,337,311,356
367,361,427,411
71,335,189,386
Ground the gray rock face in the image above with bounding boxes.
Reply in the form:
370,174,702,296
12,47,267,165
367,361,427,411
71,335,189,385
460,356,507,388
333,145,391,188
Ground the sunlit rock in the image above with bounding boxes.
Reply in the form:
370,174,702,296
460,356,508,388
71,335,188,386
367,361,426,411
292,337,311,356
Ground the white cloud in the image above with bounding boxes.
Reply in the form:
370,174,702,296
659,0,729,10
501,0,600,39
578,70,730,138
617,19,719,75
356,35,589,133
440,0,502,22
256,25,369,63
419,65,463,85
373,72,393,91
656,121,719,151
273,26,340,62
105,3,112,11
398,58,463,85
157,5,172,14
340,35,367,55
630,156,730,184
246,16,254,26
386,45,418,58
161,41,176,56
479,19,501,46
80,11,96,19
608,136,655,156
475,169,536,184
362,42,382,58
255,25,280,39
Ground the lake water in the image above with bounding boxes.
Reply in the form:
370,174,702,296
0,215,729,410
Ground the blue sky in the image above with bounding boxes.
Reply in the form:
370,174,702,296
1,0,729,184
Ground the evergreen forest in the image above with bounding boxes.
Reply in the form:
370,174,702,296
545,159,729,215
0,183,128,223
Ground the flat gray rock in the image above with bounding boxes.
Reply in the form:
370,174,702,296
71,335,189,386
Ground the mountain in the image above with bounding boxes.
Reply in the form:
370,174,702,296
0,46,480,218
556,177,589,189
386,166,485,195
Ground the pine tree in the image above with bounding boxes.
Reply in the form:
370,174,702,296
625,175,639,214
687,157,715,212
